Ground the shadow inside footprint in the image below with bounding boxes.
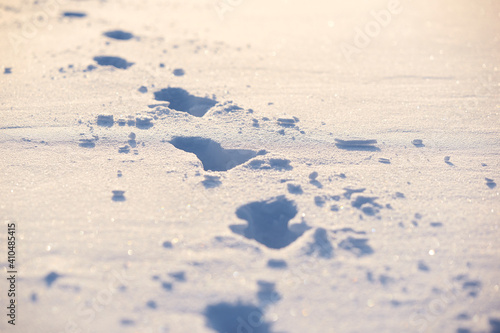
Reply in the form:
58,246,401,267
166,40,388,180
97,114,114,127
338,237,374,257
335,144,380,152
103,30,134,40
62,11,86,18
231,196,308,249
351,195,383,216
93,56,134,69
305,228,333,259
486,178,496,189
489,318,500,333
343,187,366,199
204,302,271,333
112,191,126,202
173,68,185,76
267,259,287,269
78,139,96,148
257,281,281,305
44,272,62,288
412,139,425,148
202,175,222,188
154,87,217,117
246,158,292,171
120,319,135,326
287,183,303,194
170,136,257,171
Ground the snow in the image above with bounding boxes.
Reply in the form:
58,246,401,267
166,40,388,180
0,0,499,332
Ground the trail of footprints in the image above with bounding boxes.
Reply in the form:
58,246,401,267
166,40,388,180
79,83,495,332
79,78,398,331
45,19,496,332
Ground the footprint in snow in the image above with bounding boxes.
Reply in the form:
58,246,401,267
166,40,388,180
230,195,309,249
169,136,257,171
154,87,217,117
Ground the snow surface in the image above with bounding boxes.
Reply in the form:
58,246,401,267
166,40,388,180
0,0,499,332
